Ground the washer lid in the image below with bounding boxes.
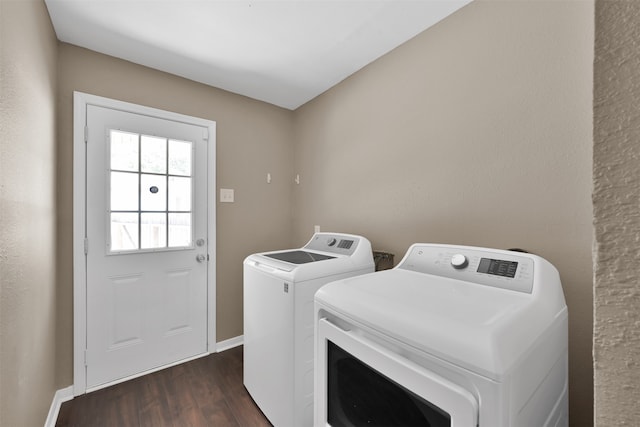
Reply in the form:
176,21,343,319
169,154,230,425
264,250,335,264
244,233,375,282
315,268,565,381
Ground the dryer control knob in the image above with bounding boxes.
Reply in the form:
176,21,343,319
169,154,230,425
451,254,468,269
327,238,337,247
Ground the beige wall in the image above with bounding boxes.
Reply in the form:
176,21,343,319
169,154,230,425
293,1,594,425
0,0,59,425
55,44,295,384
593,1,640,425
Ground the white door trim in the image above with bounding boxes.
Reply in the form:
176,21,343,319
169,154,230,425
73,91,217,396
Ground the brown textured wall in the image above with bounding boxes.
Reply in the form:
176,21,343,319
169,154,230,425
0,0,59,425
294,1,594,425
593,1,640,425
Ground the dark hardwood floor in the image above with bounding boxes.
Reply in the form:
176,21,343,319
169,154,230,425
56,346,272,427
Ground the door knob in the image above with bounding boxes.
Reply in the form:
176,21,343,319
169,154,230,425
196,254,206,263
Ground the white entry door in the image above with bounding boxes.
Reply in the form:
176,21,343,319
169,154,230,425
83,103,211,390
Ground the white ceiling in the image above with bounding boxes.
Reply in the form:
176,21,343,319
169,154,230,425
45,0,471,110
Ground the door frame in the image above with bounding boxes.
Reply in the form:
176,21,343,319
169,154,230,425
72,91,217,395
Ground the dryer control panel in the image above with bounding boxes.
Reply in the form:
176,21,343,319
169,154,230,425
397,244,534,293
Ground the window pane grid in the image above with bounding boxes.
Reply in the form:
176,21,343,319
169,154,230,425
109,130,193,252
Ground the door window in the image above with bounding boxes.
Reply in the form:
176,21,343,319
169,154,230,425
109,130,193,252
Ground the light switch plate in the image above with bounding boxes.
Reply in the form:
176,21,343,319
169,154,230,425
220,188,234,203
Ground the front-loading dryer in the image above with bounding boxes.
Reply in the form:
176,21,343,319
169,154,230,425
315,244,568,427
244,232,374,427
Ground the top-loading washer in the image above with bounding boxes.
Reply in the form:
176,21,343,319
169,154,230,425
244,232,374,427
315,243,568,427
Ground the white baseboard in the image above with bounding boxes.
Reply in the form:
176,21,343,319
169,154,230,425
47,337,242,426
216,335,243,352
44,386,74,427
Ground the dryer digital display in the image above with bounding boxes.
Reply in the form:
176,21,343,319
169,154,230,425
477,258,518,278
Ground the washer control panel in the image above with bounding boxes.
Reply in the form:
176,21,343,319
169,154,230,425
398,244,534,293
305,233,359,255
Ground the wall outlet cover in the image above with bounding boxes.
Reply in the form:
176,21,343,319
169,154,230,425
220,188,234,203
